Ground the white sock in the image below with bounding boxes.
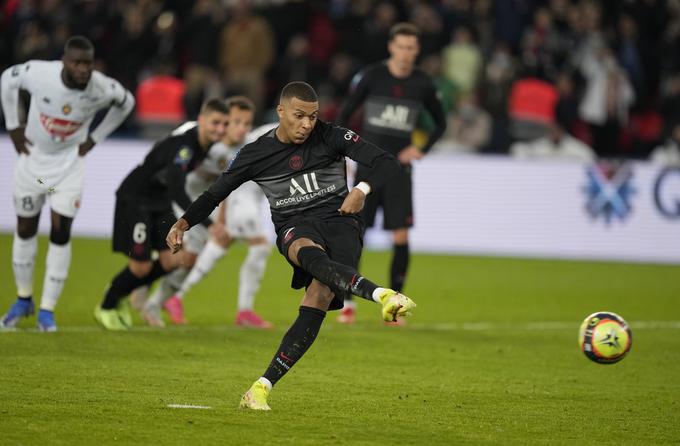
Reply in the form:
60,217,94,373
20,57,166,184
146,268,188,307
258,376,272,390
238,244,270,311
343,299,356,310
39,242,72,311
12,233,37,298
371,287,389,303
178,240,226,298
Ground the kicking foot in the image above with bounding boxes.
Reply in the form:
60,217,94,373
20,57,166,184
0,297,35,329
163,295,187,325
235,310,273,329
239,380,271,410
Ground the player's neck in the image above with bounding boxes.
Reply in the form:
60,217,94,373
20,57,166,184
275,126,292,144
60,69,86,90
386,59,414,78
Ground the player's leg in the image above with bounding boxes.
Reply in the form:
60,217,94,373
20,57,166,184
34,156,86,331
383,167,413,293
1,214,41,329
1,160,45,329
34,211,75,331
152,250,196,325
235,237,272,328
240,279,332,410
96,203,177,330
229,199,272,328
284,224,416,320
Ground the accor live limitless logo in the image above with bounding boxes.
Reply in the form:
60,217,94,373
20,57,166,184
583,162,637,224
274,172,337,207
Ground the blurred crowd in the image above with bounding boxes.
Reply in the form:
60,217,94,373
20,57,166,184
1,0,680,161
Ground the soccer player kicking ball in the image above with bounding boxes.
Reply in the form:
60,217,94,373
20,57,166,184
140,97,274,329
166,82,416,410
0,36,134,332
94,99,229,330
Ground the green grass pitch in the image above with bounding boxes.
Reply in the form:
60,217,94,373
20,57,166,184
1,233,679,445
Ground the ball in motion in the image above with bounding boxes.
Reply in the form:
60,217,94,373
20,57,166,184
578,311,632,364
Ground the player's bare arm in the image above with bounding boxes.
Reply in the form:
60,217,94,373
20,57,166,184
8,127,32,155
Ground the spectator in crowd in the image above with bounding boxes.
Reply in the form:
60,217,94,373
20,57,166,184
442,24,482,94
438,92,492,154
218,0,275,111
578,46,635,157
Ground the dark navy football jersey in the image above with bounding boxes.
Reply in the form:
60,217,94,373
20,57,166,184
117,124,207,211
182,120,400,233
338,61,446,154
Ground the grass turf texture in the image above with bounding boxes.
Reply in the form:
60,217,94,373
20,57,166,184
1,233,679,445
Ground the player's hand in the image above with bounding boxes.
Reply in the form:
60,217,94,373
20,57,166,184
78,137,96,156
166,219,189,254
209,221,230,246
397,145,423,165
339,188,366,215
9,128,31,155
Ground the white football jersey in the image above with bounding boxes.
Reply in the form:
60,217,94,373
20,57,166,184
1,60,130,154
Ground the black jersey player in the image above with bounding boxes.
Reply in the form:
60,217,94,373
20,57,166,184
166,82,417,410
337,23,446,323
94,99,229,330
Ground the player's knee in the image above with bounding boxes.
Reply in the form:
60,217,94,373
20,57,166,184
289,239,324,267
16,217,39,239
392,228,409,245
129,260,153,278
181,251,197,269
49,213,73,245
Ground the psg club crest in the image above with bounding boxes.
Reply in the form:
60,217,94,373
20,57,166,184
289,155,303,170
62,104,72,115
583,162,637,224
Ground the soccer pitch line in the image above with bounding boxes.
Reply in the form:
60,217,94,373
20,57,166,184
2,320,679,333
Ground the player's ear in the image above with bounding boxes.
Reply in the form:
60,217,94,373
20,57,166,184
276,103,284,120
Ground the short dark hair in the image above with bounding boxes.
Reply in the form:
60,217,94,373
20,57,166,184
389,22,420,41
280,81,318,103
64,36,94,53
226,95,255,113
200,98,230,115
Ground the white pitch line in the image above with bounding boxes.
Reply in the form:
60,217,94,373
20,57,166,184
166,404,213,410
2,320,680,334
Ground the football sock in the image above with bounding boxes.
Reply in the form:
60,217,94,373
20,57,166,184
177,240,226,299
238,244,270,310
296,246,378,301
39,242,71,311
262,306,325,385
390,243,410,292
146,268,186,307
102,261,166,309
150,267,188,305
12,233,37,298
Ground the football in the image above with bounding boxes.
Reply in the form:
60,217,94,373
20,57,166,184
578,311,632,364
